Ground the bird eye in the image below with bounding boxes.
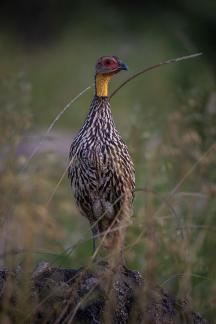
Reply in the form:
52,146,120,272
104,59,112,65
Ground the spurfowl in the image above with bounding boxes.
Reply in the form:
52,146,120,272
68,56,135,259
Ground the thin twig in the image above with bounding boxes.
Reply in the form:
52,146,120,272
160,272,208,287
110,53,202,98
24,85,92,169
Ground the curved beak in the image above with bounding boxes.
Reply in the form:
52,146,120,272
119,62,128,71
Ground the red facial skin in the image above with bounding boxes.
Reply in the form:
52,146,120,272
96,56,121,74
101,57,119,70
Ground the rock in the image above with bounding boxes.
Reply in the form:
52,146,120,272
0,262,208,324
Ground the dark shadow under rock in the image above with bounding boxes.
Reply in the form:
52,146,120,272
0,262,207,324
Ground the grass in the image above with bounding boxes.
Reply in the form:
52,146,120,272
0,20,216,321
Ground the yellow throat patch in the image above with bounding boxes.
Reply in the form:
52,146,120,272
95,74,112,97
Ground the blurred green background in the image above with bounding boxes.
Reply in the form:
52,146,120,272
0,0,216,322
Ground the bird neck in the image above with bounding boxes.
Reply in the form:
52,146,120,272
95,74,112,97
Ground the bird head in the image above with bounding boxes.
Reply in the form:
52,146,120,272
95,56,128,75
95,56,128,97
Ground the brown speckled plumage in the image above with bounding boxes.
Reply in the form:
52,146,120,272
68,56,135,253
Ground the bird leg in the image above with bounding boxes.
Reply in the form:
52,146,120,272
91,223,99,253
